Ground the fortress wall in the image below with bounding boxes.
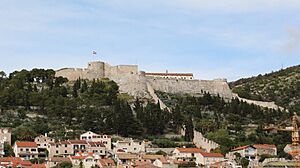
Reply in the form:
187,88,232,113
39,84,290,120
56,68,87,81
109,73,151,99
147,77,233,99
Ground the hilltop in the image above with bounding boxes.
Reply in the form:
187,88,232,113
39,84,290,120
230,65,300,112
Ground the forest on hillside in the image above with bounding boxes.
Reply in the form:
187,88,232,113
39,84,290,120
156,91,291,156
230,65,300,112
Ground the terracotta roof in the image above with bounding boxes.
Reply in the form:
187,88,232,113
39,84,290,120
32,164,46,168
232,145,253,151
141,155,164,160
15,141,38,148
145,73,193,77
116,153,139,160
199,152,224,158
69,140,88,144
176,148,203,153
48,157,71,163
100,159,115,166
253,144,276,149
0,157,22,162
88,141,105,147
158,157,169,164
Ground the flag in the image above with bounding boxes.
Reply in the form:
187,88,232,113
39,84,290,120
92,51,97,55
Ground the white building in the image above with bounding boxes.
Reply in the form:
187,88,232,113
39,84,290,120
195,152,224,166
13,141,39,160
113,138,145,153
228,146,257,161
172,148,202,162
70,152,101,168
47,140,106,158
80,131,112,150
145,72,194,80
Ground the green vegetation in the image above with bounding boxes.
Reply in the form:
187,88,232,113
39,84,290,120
230,65,300,112
156,91,291,154
0,69,171,142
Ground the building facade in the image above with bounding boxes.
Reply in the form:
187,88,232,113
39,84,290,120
13,141,39,160
113,138,145,154
80,131,112,150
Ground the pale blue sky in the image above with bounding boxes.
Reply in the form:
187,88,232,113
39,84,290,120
1,0,300,81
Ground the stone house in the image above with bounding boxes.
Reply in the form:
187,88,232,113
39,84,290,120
70,152,100,168
172,148,203,162
13,141,39,160
113,138,145,154
80,131,112,150
34,134,55,149
253,144,277,156
195,152,224,166
229,145,257,161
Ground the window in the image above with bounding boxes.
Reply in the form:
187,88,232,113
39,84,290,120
100,150,103,153
26,149,29,152
134,148,137,151
56,150,58,154
31,149,36,151
65,150,67,153
20,148,23,151
65,144,67,147
139,142,142,145
56,145,59,148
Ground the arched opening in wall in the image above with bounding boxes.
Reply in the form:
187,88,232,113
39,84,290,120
131,72,133,74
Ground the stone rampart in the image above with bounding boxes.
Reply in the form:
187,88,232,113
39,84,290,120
146,77,233,99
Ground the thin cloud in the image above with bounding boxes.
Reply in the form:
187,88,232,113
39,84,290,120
282,27,300,53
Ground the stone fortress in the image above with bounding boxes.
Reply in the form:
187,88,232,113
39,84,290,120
56,60,282,110
56,60,282,152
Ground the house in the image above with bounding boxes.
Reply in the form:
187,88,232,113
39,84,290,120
0,128,11,145
195,152,224,166
229,145,256,160
153,157,177,168
99,158,116,168
13,141,39,160
172,148,203,162
70,152,100,168
47,140,106,158
113,138,145,153
115,153,139,166
47,141,73,158
253,144,277,156
34,134,55,149
0,141,4,157
80,131,112,150
45,157,71,168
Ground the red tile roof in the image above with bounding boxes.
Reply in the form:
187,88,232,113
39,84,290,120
199,152,224,158
0,157,22,162
88,141,105,147
69,140,88,144
176,148,203,153
32,164,46,168
145,73,193,77
100,159,116,166
253,144,276,149
232,145,250,151
16,141,38,148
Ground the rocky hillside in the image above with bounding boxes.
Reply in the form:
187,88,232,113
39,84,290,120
230,65,300,112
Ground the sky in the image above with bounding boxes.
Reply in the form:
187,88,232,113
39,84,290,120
1,0,300,81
